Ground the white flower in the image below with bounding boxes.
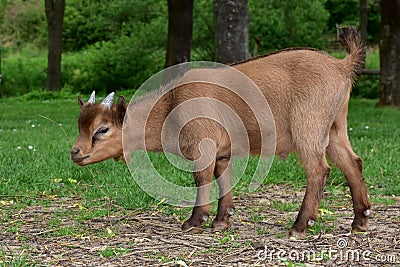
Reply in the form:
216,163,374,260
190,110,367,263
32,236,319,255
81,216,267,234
16,146,22,150
365,126,369,129
31,124,35,128
28,145,34,150
349,127,353,131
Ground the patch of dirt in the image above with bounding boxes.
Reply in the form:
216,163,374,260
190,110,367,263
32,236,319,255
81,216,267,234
1,185,399,266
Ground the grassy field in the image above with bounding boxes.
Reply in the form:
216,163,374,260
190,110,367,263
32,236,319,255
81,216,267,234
0,95,399,209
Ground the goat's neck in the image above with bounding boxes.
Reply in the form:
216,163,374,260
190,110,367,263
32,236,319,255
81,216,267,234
126,92,172,152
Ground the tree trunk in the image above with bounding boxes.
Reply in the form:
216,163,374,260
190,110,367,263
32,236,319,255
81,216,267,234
377,0,400,107
165,0,193,68
214,0,250,64
45,0,65,91
359,0,368,45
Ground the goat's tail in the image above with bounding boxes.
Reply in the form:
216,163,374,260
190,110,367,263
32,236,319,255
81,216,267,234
338,26,366,78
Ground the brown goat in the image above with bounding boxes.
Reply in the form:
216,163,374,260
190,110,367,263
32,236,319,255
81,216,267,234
71,27,371,237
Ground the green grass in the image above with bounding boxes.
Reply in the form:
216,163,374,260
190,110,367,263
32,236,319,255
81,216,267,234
0,245,36,267
0,95,154,210
0,96,399,213
100,247,131,258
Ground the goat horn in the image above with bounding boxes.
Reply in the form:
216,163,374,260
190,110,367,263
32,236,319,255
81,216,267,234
88,91,96,103
101,92,115,108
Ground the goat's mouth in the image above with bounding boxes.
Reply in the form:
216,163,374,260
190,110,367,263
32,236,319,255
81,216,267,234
71,155,90,166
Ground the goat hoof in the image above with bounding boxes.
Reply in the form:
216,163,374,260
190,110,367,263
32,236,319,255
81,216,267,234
212,220,231,232
182,216,204,233
182,226,203,234
288,228,306,239
351,218,369,233
182,221,203,234
351,224,368,233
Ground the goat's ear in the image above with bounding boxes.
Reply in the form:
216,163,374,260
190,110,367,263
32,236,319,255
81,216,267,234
78,96,84,109
116,96,127,125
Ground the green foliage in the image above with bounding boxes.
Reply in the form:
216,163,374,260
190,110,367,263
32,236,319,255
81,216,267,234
0,0,8,29
0,0,384,96
0,47,382,98
0,50,47,97
17,88,76,101
1,1,168,96
0,0,47,49
63,0,166,51
365,0,381,43
249,0,329,53
191,0,215,61
325,0,381,43
353,75,380,99
326,0,359,28
62,22,167,94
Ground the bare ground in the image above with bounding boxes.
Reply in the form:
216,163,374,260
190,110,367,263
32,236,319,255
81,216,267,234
1,185,399,267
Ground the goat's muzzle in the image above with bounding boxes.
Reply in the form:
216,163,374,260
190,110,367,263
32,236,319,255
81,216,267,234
70,147,89,166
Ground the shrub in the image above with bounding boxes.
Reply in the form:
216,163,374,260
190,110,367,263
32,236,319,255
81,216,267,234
353,75,380,99
249,0,330,54
325,0,380,44
0,53,47,97
62,0,166,51
1,0,47,49
63,19,167,94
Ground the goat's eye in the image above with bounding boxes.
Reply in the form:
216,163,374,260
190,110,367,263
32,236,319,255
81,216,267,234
95,127,109,135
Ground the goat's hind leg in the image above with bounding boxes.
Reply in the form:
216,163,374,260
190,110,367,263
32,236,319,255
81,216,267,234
327,126,371,233
212,157,235,231
182,162,215,233
289,148,331,238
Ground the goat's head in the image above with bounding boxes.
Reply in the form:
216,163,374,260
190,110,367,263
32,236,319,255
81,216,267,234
70,91,127,166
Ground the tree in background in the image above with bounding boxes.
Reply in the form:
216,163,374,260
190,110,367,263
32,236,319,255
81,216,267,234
359,0,368,44
165,0,194,68
45,0,65,91
214,0,250,64
0,0,384,97
377,0,400,107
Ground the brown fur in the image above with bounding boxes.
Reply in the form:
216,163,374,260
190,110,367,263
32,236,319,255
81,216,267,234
71,27,371,237
71,96,126,165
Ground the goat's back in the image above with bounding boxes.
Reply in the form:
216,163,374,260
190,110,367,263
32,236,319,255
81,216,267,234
233,48,356,157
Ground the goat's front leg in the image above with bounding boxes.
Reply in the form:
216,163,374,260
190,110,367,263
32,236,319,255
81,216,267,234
212,157,235,231
182,162,215,233
289,152,331,238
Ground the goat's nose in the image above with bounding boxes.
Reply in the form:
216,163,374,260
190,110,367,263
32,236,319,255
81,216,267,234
70,148,80,158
